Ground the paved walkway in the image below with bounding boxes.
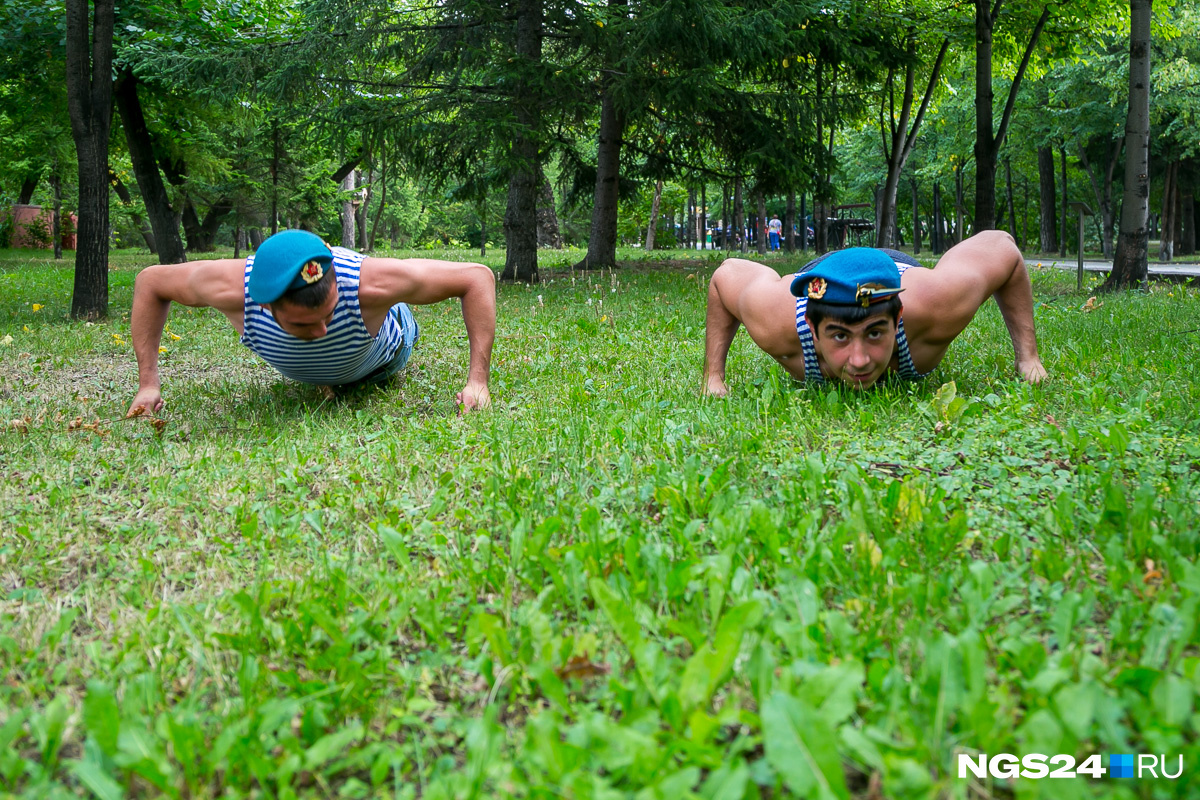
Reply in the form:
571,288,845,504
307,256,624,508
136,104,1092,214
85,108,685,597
1027,257,1200,279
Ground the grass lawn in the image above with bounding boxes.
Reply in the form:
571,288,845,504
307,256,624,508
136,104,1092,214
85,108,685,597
1,244,1199,799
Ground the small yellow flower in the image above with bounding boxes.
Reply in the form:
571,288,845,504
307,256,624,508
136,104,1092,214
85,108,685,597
31,304,43,312
158,347,167,354
600,315,608,322
168,333,181,341
23,325,30,332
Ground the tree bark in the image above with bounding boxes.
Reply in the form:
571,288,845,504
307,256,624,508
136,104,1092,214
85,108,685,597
785,191,796,252
578,66,626,269
1059,145,1069,256
1104,0,1152,291
340,170,356,247
699,184,707,250
108,169,155,252
734,178,746,253
932,182,943,254
501,0,542,282
1182,193,1195,256
114,69,186,263
1158,160,1177,262
645,179,663,251
974,2,1051,232
18,177,38,205
1005,158,1017,244
912,178,921,255
1038,145,1058,253
755,190,767,255
876,38,949,248
799,193,808,252
356,167,370,251
536,171,562,249
65,0,115,320
51,170,63,260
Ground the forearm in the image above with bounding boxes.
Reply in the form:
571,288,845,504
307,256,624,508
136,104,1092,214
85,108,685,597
460,269,496,386
992,259,1041,365
703,280,740,384
131,273,171,389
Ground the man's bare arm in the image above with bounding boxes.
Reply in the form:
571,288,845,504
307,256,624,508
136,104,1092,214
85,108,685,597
703,267,743,397
361,258,497,409
910,231,1046,382
128,259,244,414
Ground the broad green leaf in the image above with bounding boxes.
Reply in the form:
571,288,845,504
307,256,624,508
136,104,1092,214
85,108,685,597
83,681,120,757
761,692,849,800
69,757,124,800
305,724,363,770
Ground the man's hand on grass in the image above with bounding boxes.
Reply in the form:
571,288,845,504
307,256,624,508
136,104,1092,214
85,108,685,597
1018,358,1048,384
127,387,164,418
703,376,729,398
457,381,491,412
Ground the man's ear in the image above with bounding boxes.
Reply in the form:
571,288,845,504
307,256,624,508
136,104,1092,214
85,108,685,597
805,313,819,340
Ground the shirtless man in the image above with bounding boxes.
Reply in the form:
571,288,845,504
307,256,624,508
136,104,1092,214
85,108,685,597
703,230,1047,393
127,229,495,415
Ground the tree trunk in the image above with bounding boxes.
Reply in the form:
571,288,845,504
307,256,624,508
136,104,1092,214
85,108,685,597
370,149,388,251
1038,145,1058,253
1077,137,1123,260
1182,193,1195,256
974,2,1051,232
65,0,115,320
645,179,663,251
785,191,796,252
912,179,921,255
108,169,155,252
114,69,186,264
1158,160,1177,262
579,84,626,269
341,170,356,247
356,167,370,251
755,191,767,255
799,193,808,252
17,177,40,206
699,184,707,249
1005,158,1017,244
501,0,542,282
932,182,943,254
536,171,562,249
954,164,965,246
1059,145,1069,256
51,170,63,260
734,178,746,253
1104,0,1152,292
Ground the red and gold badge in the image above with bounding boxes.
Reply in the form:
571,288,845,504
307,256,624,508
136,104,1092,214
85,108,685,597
300,260,324,284
807,277,827,300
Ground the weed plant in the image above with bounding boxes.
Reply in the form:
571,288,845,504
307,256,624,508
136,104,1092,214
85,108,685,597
1,246,1198,798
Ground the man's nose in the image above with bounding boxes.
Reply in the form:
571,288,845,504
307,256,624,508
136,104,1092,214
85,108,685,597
848,340,871,368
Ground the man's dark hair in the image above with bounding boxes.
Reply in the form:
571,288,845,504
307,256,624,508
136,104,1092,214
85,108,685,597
807,295,902,333
274,262,335,308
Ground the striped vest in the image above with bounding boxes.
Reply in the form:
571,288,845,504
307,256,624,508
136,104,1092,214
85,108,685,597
240,247,408,385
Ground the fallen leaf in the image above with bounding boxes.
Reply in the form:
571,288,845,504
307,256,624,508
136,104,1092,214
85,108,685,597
554,653,610,682
8,418,29,434
125,406,147,419
1082,296,1104,313
1143,559,1162,584
1045,414,1061,429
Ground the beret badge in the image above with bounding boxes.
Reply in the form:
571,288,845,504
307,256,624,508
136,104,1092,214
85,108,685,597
300,261,324,285
807,277,827,300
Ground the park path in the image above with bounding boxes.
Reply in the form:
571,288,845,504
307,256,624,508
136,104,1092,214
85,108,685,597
1027,257,1200,280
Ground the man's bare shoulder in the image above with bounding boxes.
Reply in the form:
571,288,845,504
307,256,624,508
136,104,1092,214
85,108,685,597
141,258,245,314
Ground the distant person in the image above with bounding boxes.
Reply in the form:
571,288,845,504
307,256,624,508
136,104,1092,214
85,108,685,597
703,231,1046,393
768,215,783,251
126,229,495,415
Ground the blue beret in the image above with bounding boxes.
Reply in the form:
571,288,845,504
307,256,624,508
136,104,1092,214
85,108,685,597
247,230,334,304
789,248,905,307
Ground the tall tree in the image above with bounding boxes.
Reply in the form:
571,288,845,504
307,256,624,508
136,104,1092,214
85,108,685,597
876,35,949,248
1103,0,1152,291
972,0,1052,232
65,0,114,320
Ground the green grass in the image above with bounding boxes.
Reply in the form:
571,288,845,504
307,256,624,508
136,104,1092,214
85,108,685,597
1,244,1199,799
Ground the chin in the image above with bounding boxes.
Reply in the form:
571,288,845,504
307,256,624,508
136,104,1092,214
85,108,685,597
841,372,881,389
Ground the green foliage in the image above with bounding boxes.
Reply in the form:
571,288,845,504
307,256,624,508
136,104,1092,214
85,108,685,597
2,248,1200,796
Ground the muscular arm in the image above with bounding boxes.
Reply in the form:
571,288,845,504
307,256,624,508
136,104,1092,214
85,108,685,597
703,269,743,396
906,230,1046,382
128,259,245,414
360,258,497,409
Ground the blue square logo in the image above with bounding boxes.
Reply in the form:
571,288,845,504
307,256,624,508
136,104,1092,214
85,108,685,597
1110,754,1135,778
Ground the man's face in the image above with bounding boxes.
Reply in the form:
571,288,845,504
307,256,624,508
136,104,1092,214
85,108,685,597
811,312,897,389
268,284,338,340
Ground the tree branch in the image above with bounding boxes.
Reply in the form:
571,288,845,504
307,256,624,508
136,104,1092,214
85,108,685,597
994,3,1051,152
